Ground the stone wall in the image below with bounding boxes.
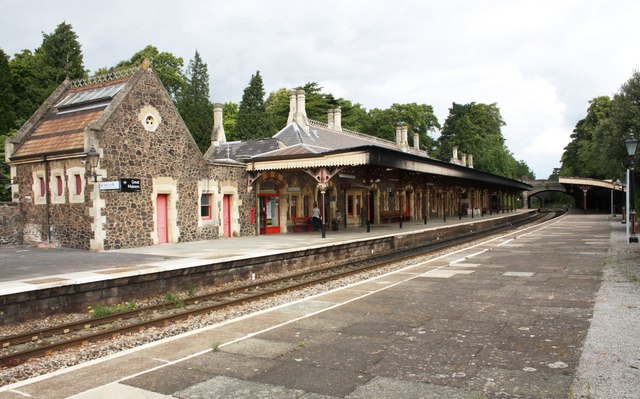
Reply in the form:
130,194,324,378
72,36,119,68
9,68,255,250
0,202,22,245
12,159,94,248
95,69,254,250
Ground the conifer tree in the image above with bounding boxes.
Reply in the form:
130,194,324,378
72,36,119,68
8,23,86,128
235,71,273,140
176,50,213,152
0,49,17,135
37,22,86,90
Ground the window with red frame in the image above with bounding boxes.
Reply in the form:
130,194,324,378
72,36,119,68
75,174,82,195
39,177,45,197
200,194,212,220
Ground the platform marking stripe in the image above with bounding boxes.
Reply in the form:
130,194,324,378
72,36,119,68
0,212,569,394
7,390,32,397
497,239,514,247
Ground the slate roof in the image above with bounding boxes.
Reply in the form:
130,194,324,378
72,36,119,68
273,122,402,153
212,120,427,163
208,138,281,161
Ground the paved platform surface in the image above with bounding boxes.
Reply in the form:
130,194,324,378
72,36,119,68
0,211,524,296
2,213,636,398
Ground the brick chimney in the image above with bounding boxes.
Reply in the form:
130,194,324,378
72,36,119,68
327,109,335,129
211,103,226,146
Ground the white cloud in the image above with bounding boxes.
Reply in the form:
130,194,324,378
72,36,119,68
1,0,640,179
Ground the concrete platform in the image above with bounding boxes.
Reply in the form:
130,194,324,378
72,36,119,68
2,213,635,398
0,211,527,297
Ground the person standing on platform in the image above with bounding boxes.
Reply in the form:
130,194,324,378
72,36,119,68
311,203,321,231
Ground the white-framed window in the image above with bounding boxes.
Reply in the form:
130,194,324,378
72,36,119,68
200,193,213,220
66,166,85,203
50,169,66,204
32,170,47,205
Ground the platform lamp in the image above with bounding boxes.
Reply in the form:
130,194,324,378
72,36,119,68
625,132,638,243
87,145,100,183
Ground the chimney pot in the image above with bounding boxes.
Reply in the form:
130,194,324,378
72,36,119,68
294,89,309,132
334,107,342,131
327,109,335,129
396,125,403,145
212,103,226,144
286,90,297,125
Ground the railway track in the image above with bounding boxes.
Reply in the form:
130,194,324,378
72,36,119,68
0,211,556,369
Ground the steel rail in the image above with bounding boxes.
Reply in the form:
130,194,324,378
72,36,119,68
0,211,551,368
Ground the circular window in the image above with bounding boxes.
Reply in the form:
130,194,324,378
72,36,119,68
138,105,162,132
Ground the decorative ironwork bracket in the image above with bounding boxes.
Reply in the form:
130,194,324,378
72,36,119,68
302,167,343,185
247,171,263,192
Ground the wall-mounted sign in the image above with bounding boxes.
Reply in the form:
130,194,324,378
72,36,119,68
121,178,141,192
288,187,301,192
99,181,121,191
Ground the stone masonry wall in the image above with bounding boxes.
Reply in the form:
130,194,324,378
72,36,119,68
0,202,22,245
12,159,93,248
97,69,254,250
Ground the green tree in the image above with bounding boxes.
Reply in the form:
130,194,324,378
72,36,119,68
37,21,85,90
235,71,273,140
0,49,17,135
222,102,239,141
436,102,529,179
560,96,611,178
336,99,368,133
8,23,86,128
176,50,213,152
363,103,440,153
264,83,371,135
9,50,46,128
265,88,290,131
116,45,186,99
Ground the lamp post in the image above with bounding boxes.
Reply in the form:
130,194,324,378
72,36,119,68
87,145,100,183
625,132,638,243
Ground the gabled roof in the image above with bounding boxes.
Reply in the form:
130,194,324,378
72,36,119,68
273,121,419,155
10,69,136,161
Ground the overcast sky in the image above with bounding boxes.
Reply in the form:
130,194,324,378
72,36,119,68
2,0,639,178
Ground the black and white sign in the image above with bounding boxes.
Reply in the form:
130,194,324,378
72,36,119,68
120,178,141,192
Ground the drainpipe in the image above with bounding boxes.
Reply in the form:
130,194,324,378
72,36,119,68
43,155,51,243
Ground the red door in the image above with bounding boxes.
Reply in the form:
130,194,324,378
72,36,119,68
223,194,231,238
157,194,168,244
259,195,280,234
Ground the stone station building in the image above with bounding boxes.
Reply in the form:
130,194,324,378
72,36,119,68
4,63,252,250
209,90,531,235
4,64,531,249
